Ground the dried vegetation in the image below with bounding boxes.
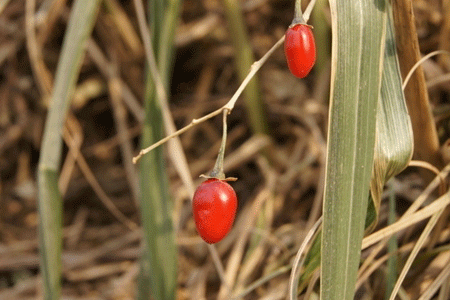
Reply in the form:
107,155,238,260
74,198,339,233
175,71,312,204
0,0,450,299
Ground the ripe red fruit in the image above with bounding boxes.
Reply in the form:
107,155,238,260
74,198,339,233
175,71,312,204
284,24,316,78
192,178,237,244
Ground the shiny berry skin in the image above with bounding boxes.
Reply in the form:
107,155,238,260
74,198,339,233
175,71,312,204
192,178,237,244
284,24,316,78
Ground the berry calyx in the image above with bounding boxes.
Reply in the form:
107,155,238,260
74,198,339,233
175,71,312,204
284,24,316,78
192,178,237,244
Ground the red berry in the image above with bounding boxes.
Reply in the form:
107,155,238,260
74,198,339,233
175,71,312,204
192,178,237,244
284,24,316,78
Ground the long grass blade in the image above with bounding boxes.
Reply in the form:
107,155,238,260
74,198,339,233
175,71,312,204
369,1,414,231
136,0,180,299
295,8,411,292
222,0,268,135
321,0,387,299
37,1,101,299
138,98,177,300
385,188,398,300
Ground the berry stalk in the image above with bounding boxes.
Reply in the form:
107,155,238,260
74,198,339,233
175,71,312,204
293,0,306,25
210,109,229,180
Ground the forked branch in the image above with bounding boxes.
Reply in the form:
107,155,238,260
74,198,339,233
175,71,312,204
132,36,285,164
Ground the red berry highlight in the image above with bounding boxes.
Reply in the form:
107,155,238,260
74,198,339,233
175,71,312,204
284,24,316,78
192,178,237,244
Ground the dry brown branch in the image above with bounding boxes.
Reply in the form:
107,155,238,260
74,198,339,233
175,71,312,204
393,0,442,171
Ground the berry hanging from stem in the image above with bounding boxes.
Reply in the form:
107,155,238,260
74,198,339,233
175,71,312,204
284,0,316,78
203,109,237,181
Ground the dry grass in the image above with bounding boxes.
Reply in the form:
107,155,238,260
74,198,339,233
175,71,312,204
0,0,450,299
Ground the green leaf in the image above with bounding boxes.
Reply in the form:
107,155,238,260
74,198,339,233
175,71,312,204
296,4,413,296
369,5,414,231
138,97,177,300
137,0,181,299
321,1,387,299
37,170,63,300
385,188,398,300
299,230,322,293
37,1,101,299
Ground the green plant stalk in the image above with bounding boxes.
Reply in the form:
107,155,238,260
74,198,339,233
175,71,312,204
210,110,228,179
385,188,398,300
37,1,101,299
288,1,411,292
37,170,62,300
222,0,268,136
138,91,177,300
321,0,387,299
137,0,181,299
158,0,181,78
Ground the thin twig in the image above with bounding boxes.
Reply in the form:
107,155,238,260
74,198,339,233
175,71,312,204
133,0,231,289
402,50,450,91
289,217,323,300
303,0,317,22
409,160,447,194
133,0,195,198
132,107,223,163
132,36,285,164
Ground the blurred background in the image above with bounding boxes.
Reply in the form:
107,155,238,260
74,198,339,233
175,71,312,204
0,0,449,299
